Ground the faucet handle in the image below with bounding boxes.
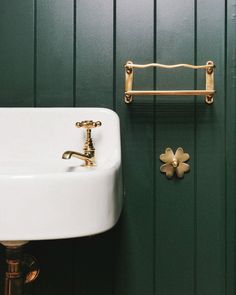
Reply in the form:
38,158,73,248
76,120,102,129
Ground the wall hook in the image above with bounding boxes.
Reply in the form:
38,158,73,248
160,147,190,178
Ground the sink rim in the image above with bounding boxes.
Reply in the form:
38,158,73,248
0,158,120,177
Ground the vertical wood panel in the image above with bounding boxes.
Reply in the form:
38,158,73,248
155,1,195,295
196,1,226,295
36,0,74,106
226,1,236,294
73,1,114,294
115,1,154,294
32,1,74,293
0,0,34,106
76,0,113,108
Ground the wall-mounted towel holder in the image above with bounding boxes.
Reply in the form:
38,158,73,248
124,61,215,104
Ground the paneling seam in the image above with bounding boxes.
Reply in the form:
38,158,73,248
33,0,37,107
224,0,228,294
193,0,197,294
73,0,77,107
153,0,157,294
113,0,117,112
112,1,116,293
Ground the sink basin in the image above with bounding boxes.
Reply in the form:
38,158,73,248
0,108,122,242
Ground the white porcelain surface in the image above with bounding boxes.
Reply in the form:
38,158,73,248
0,108,122,241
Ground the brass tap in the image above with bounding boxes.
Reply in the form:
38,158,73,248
62,120,102,167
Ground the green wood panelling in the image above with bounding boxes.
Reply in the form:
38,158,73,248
115,0,155,294
155,1,195,295
0,1,235,295
36,0,74,107
76,0,113,108
0,0,34,106
74,1,114,294
196,1,226,295
226,1,236,295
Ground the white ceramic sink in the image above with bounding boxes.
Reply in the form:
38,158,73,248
0,108,122,242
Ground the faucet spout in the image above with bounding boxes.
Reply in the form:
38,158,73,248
62,120,101,167
62,151,95,166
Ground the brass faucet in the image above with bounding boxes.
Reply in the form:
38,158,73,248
62,120,102,166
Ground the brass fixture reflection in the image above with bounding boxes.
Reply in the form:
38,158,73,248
23,254,40,284
62,120,102,167
160,147,190,178
4,245,40,295
124,60,215,104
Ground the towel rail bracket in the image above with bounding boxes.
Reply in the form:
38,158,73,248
124,61,215,104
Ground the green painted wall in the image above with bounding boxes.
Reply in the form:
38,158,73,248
0,0,235,294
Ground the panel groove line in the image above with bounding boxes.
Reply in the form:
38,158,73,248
226,0,236,294
33,0,37,107
196,1,226,294
73,0,77,107
113,0,117,111
73,1,115,294
115,0,155,294
153,0,157,293
193,0,198,294
155,0,195,294
112,1,117,293
224,0,228,293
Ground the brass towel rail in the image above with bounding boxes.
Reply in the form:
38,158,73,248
124,61,215,104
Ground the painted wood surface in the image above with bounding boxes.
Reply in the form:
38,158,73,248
0,1,235,295
155,1,195,295
0,0,34,106
196,1,226,295
36,0,74,107
115,0,155,293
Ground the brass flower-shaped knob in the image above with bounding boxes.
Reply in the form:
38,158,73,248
160,147,190,178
